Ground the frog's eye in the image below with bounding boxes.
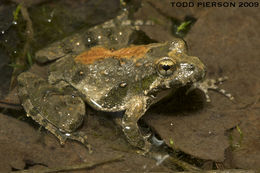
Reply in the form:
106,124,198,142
157,57,176,77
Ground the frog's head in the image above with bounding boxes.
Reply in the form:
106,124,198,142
148,39,206,93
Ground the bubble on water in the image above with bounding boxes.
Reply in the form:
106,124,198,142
65,133,71,136
125,126,130,130
50,11,54,18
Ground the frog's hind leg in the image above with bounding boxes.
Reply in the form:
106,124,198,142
17,72,91,152
21,97,89,149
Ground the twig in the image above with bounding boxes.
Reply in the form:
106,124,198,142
110,170,257,173
0,100,22,110
168,155,201,171
10,1,34,89
20,3,34,58
148,151,201,172
177,169,257,173
11,155,124,173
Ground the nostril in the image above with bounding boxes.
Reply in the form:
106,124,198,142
189,64,195,70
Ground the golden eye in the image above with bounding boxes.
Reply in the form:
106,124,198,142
157,57,176,76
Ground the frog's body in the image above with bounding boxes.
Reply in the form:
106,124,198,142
48,42,204,111
17,11,233,151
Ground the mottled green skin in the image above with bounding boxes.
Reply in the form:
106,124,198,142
17,11,206,150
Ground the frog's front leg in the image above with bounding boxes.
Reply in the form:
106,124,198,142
121,96,151,151
187,76,234,102
17,72,91,151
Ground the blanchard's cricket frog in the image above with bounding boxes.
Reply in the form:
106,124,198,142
17,11,233,151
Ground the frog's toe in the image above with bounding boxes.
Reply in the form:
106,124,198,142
143,140,152,153
54,131,67,145
122,124,152,151
188,76,234,102
137,140,152,155
64,132,92,153
50,129,92,153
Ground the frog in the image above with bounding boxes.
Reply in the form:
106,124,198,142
17,11,233,152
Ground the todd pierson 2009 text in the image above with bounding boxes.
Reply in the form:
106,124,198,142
170,1,259,7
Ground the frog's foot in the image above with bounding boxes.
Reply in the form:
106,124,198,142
121,96,153,153
113,116,151,153
115,9,154,28
45,121,92,152
187,76,234,102
121,18,154,28
122,122,152,154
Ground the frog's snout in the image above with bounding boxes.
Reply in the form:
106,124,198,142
192,56,206,80
180,56,206,82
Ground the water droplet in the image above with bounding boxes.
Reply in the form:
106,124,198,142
119,82,127,88
50,11,54,17
103,70,109,75
65,133,71,136
97,35,101,39
87,38,91,42
1,30,4,34
12,21,17,25
47,19,52,23
125,126,131,130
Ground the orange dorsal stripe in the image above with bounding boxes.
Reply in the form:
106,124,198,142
75,45,150,64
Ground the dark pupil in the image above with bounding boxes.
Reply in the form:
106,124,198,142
162,64,171,71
